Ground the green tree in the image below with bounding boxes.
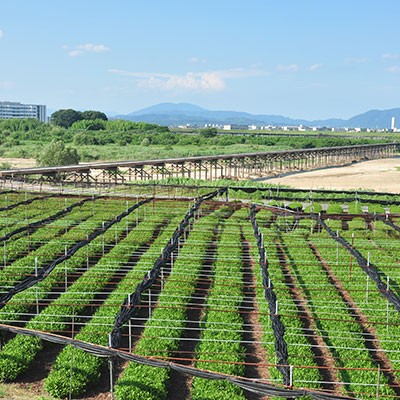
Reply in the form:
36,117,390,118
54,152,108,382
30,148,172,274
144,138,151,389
81,110,108,121
199,127,218,138
73,131,100,145
51,109,83,128
37,140,80,166
71,119,106,131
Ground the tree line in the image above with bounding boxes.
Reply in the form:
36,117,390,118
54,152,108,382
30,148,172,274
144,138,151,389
0,110,388,167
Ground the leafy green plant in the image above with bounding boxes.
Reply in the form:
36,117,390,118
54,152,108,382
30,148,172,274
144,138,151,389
36,140,80,167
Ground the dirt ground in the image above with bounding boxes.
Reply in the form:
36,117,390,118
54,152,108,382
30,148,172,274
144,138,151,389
263,157,400,193
0,157,36,169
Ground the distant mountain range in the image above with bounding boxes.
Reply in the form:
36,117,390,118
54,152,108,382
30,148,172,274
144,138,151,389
113,103,400,129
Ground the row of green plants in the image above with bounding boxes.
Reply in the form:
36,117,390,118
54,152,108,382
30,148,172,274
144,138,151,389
0,199,143,345
0,196,67,245
252,210,323,391
308,225,400,397
190,210,247,400
278,219,396,399
44,203,190,398
324,216,400,368
0,204,96,289
114,207,231,399
0,192,39,209
0,203,167,381
0,198,128,290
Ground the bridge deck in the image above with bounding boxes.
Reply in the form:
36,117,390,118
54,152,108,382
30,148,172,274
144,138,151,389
0,143,394,177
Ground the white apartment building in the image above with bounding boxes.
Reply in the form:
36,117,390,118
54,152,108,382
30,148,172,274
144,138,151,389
0,101,46,122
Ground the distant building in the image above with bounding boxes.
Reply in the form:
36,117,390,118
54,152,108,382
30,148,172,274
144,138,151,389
248,125,257,130
391,117,395,130
230,124,249,130
223,124,232,130
297,124,306,132
0,101,46,122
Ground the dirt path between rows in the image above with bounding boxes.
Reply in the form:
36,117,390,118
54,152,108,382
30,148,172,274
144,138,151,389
275,240,342,394
240,232,270,400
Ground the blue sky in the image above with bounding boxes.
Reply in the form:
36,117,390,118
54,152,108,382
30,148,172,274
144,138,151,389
0,1,399,119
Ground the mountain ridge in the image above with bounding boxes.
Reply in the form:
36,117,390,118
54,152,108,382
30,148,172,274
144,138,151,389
114,103,400,129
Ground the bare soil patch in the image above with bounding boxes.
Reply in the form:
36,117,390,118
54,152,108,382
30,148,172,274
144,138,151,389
0,158,36,169
263,157,400,193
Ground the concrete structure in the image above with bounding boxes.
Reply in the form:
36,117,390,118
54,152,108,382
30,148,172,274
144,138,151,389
391,117,396,130
0,101,46,122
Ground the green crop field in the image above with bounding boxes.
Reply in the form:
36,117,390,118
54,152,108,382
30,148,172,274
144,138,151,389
0,186,398,399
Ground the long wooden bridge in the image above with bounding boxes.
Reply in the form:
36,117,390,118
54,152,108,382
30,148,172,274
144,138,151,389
0,143,396,184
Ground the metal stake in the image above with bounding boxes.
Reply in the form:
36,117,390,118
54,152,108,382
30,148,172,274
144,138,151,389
102,222,105,255
376,365,380,400
69,311,75,400
126,201,129,234
336,230,339,264
108,336,114,400
148,289,152,320
366,272,370,304
65,245,68,290
5,196,8,227
387,277,390,333
35,257,39,315
86,242,89,270
128,294,132,352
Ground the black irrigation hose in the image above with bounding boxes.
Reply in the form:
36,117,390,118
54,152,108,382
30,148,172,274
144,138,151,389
254,203,400,315
0,196,101,244
250,204,290,385
310,212,400,315
0,323,356,400
366,212,400,234
0,198,153,309
109,187,227,349
0,194,55,213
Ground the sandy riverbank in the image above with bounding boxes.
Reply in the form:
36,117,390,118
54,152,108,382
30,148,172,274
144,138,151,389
262,157,400,193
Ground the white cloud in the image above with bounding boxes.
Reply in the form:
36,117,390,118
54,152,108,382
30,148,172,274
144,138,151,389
188,57,207,64
382,53,400,60
344,57,369,64
68,50,83,57
0,81,12,88
0,30,3,40
309,63,323,71
108,67,268,91
276,64,298,72
386,66,400,73
64,43,110,57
